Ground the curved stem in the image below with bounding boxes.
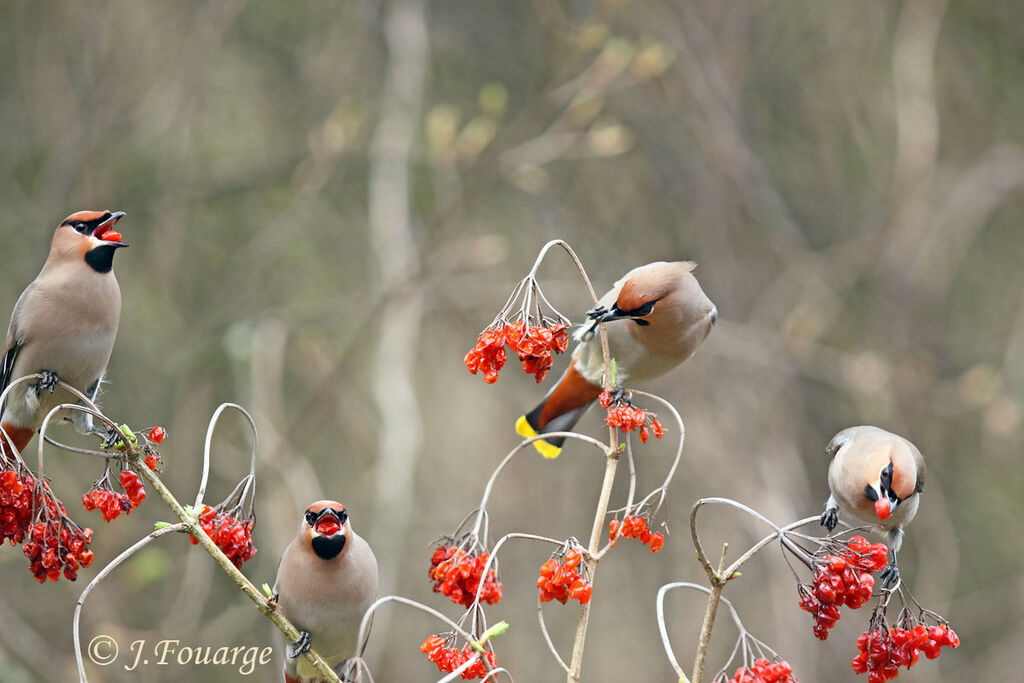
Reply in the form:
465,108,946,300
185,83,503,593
525,240,601,304
629,390,686,492
354,596,481,661
73,524,185,681
194,403,258,510
42,436,117,459
690,497,819,579
469,532,566,608
656,582,745,682
37,403,126,477
472,432,610,538
538,597,572,673
482,667,515,682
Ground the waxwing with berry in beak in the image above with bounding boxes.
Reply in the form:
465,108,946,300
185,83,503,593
516,261,717,458
819,426,926,586
273,500,378,683
2,210,128,458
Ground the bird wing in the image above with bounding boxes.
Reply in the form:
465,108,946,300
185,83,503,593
912,445,926,494
0,342,21,394
1,283,34,394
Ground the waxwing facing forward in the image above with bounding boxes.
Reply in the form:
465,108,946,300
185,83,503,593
516,261,717,458
274,500,378,683
1,211,128,458
820,426,926,586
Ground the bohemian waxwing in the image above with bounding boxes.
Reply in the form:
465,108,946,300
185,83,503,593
1,210,127,457
820,425,926,585
516,261,716,458
274,500,378,683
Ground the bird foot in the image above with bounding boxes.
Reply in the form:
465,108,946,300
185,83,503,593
90,423,116,441
604,386,628,406
585,304,609,321
335,661,355,682
287,631,312,659
880,563,900,588
100,427,125,449
37,370,59,394
820,508,838,532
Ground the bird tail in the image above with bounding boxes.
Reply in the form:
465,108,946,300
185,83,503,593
0,423,34,459
515,362,603,459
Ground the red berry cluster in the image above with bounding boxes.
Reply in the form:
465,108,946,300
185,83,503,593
0,467,35,545
23,518,95,582
82,470,147,522
465,321,569,384
851,624,959,682
144,452,161,471
428,545,503,608
608,515,665,551
537,548,593,604
188,505,257,568
21,482,94,582
3,468,94,582
420,635,497,679
798,536,887,640
120,471,146,505
599,392,664,442
724,658,798,683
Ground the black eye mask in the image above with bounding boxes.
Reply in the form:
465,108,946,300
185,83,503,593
304,507,348,526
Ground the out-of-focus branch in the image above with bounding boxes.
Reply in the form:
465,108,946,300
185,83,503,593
366,0,430,651
886,0,948,268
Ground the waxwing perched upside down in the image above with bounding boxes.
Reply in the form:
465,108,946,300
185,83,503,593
274,500,378,683
820,425,926,586
1,210,128,458
516,261,717,458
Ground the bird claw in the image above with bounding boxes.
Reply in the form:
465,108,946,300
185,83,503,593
37,370,59,394
820,508,838,532
585,304,609,321
880,563,900,588
101,428,124,449
287,631,312,659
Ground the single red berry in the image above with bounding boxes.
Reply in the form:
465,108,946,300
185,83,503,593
148,426,166,444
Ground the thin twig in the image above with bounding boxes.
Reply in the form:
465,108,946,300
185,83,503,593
73,524,185,681
656,582,745,683
538,596,572,673
194,402,258,510
691,544,730,683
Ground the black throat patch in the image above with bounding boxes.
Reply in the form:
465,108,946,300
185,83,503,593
84,245,119,274
311,534,346,560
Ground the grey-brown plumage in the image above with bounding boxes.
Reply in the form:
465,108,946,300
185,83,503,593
274,500,378,683
820,425,926,584
517,261,717,458
1,210,127,456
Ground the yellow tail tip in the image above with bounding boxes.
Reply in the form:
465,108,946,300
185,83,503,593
515,415,562,459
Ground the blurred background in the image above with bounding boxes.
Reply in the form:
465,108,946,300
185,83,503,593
1,1,1022,681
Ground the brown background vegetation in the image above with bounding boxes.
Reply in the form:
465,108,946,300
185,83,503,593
0,1,1021,681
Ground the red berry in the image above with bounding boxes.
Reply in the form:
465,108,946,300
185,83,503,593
148,426,166,444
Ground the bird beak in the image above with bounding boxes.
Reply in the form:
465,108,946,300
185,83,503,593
874,497,894,520
312,510,343,537
592,307,633,323
92,211,128,247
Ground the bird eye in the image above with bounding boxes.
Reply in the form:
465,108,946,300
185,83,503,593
304,510,318,525
75,222,89,234
338,509,349,524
